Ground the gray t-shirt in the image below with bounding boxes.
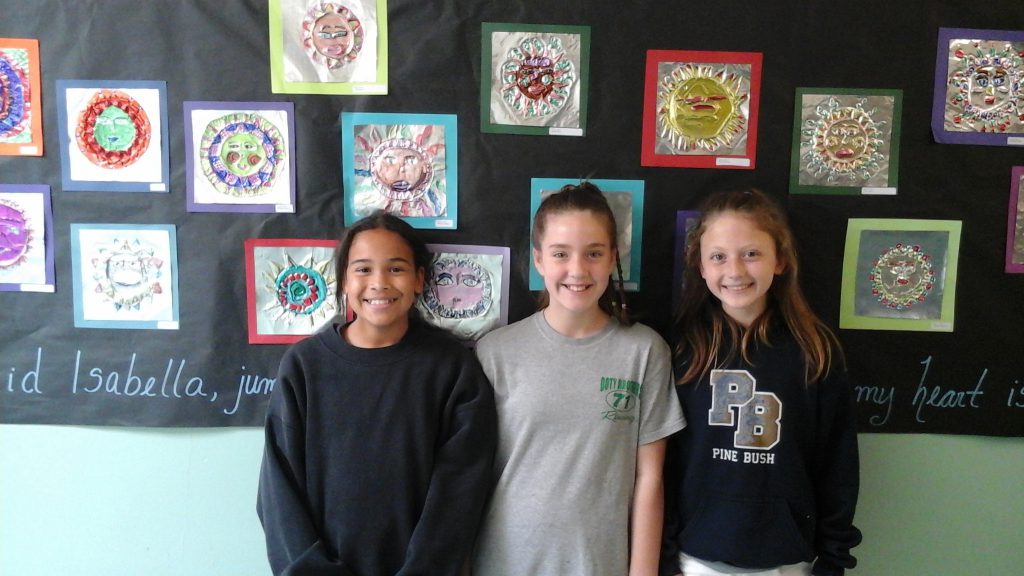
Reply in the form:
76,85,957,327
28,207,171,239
472,312,686,576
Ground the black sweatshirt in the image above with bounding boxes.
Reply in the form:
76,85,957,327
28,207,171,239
662,326,862,576
257,320,497,576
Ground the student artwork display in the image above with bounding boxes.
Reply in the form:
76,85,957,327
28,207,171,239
184,101,296,213
57,80,169,192
840,219,961,332
932,27,1024,146
790,89,903,195
1006,166,1024,273
269,0,387,95
415,244,510,344
529,178,644,291
245,239,338,344
70,224,179,330
672,210,700,309
341,112,458,229
641,50,762,169
0,38,43,156
0,184,53,293
479,22,590,136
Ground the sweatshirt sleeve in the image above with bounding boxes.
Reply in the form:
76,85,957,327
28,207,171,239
256,357,355,576
397,353,498,576
811,366,863,576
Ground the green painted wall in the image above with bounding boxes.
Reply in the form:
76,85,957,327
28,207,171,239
1,427,1022,575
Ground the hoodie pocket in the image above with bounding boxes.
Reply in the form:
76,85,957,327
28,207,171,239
679,493,814,569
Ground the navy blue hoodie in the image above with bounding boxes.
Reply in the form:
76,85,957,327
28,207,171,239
662,325,861,576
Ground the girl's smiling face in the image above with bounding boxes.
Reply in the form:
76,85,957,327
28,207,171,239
533,210,615,329
698,211,784,327
343,228,424,348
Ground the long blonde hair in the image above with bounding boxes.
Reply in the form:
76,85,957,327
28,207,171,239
673,189,841,385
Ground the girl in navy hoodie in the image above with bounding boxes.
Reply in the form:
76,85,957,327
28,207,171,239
663,189,861,576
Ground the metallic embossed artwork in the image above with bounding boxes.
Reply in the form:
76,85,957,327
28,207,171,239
58,80,169,192
71,224,179,330
791,89,902,195
0,38,43,156
0,185,52,291
840,219,961,332
481,23,590,136
642,50,762,169
341,112,458,229
415,245,510,344
932,28,1024,146
185,102,296,213
246,239,338,344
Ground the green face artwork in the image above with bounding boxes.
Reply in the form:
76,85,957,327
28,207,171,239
222,132,266,177
93,105,137,152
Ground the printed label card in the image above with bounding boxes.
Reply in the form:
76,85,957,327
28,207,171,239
270,0,387,95
416,244,511,344
245,239,338,344
790,88,903,195
341,112,458,229
57,80,170,192
642,50,762,169
480,22,590,136
932,27,1024,146
0,184,54,292
70,224,179,329
0,38,43,156
840,218,961,332
529,178,644,292
185,101,296,213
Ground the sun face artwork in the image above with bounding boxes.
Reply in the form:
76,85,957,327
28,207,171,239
0,38,43,156
270,0,387,95
933,28,1024,146
791,89,903,195
302,2,364,70
658,64,747,154
341,112,458,229
70,224,179,330
185,102,296,213
415,244,510,344
841,219,961,332
0,185,53,292
642,50,762,169
57,80,169,192
481,23,590,136
246,239,338,344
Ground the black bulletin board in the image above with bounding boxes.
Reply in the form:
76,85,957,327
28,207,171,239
2,0,1023,434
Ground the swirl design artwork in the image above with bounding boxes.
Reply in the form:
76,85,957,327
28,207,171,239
75,90,152,169
0,48,31,143
499,36,575,119
260,250,336,330
200,113,285,197
0,199,31,269
869,243,935,310
801,96,887,184
945,39,1024,133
